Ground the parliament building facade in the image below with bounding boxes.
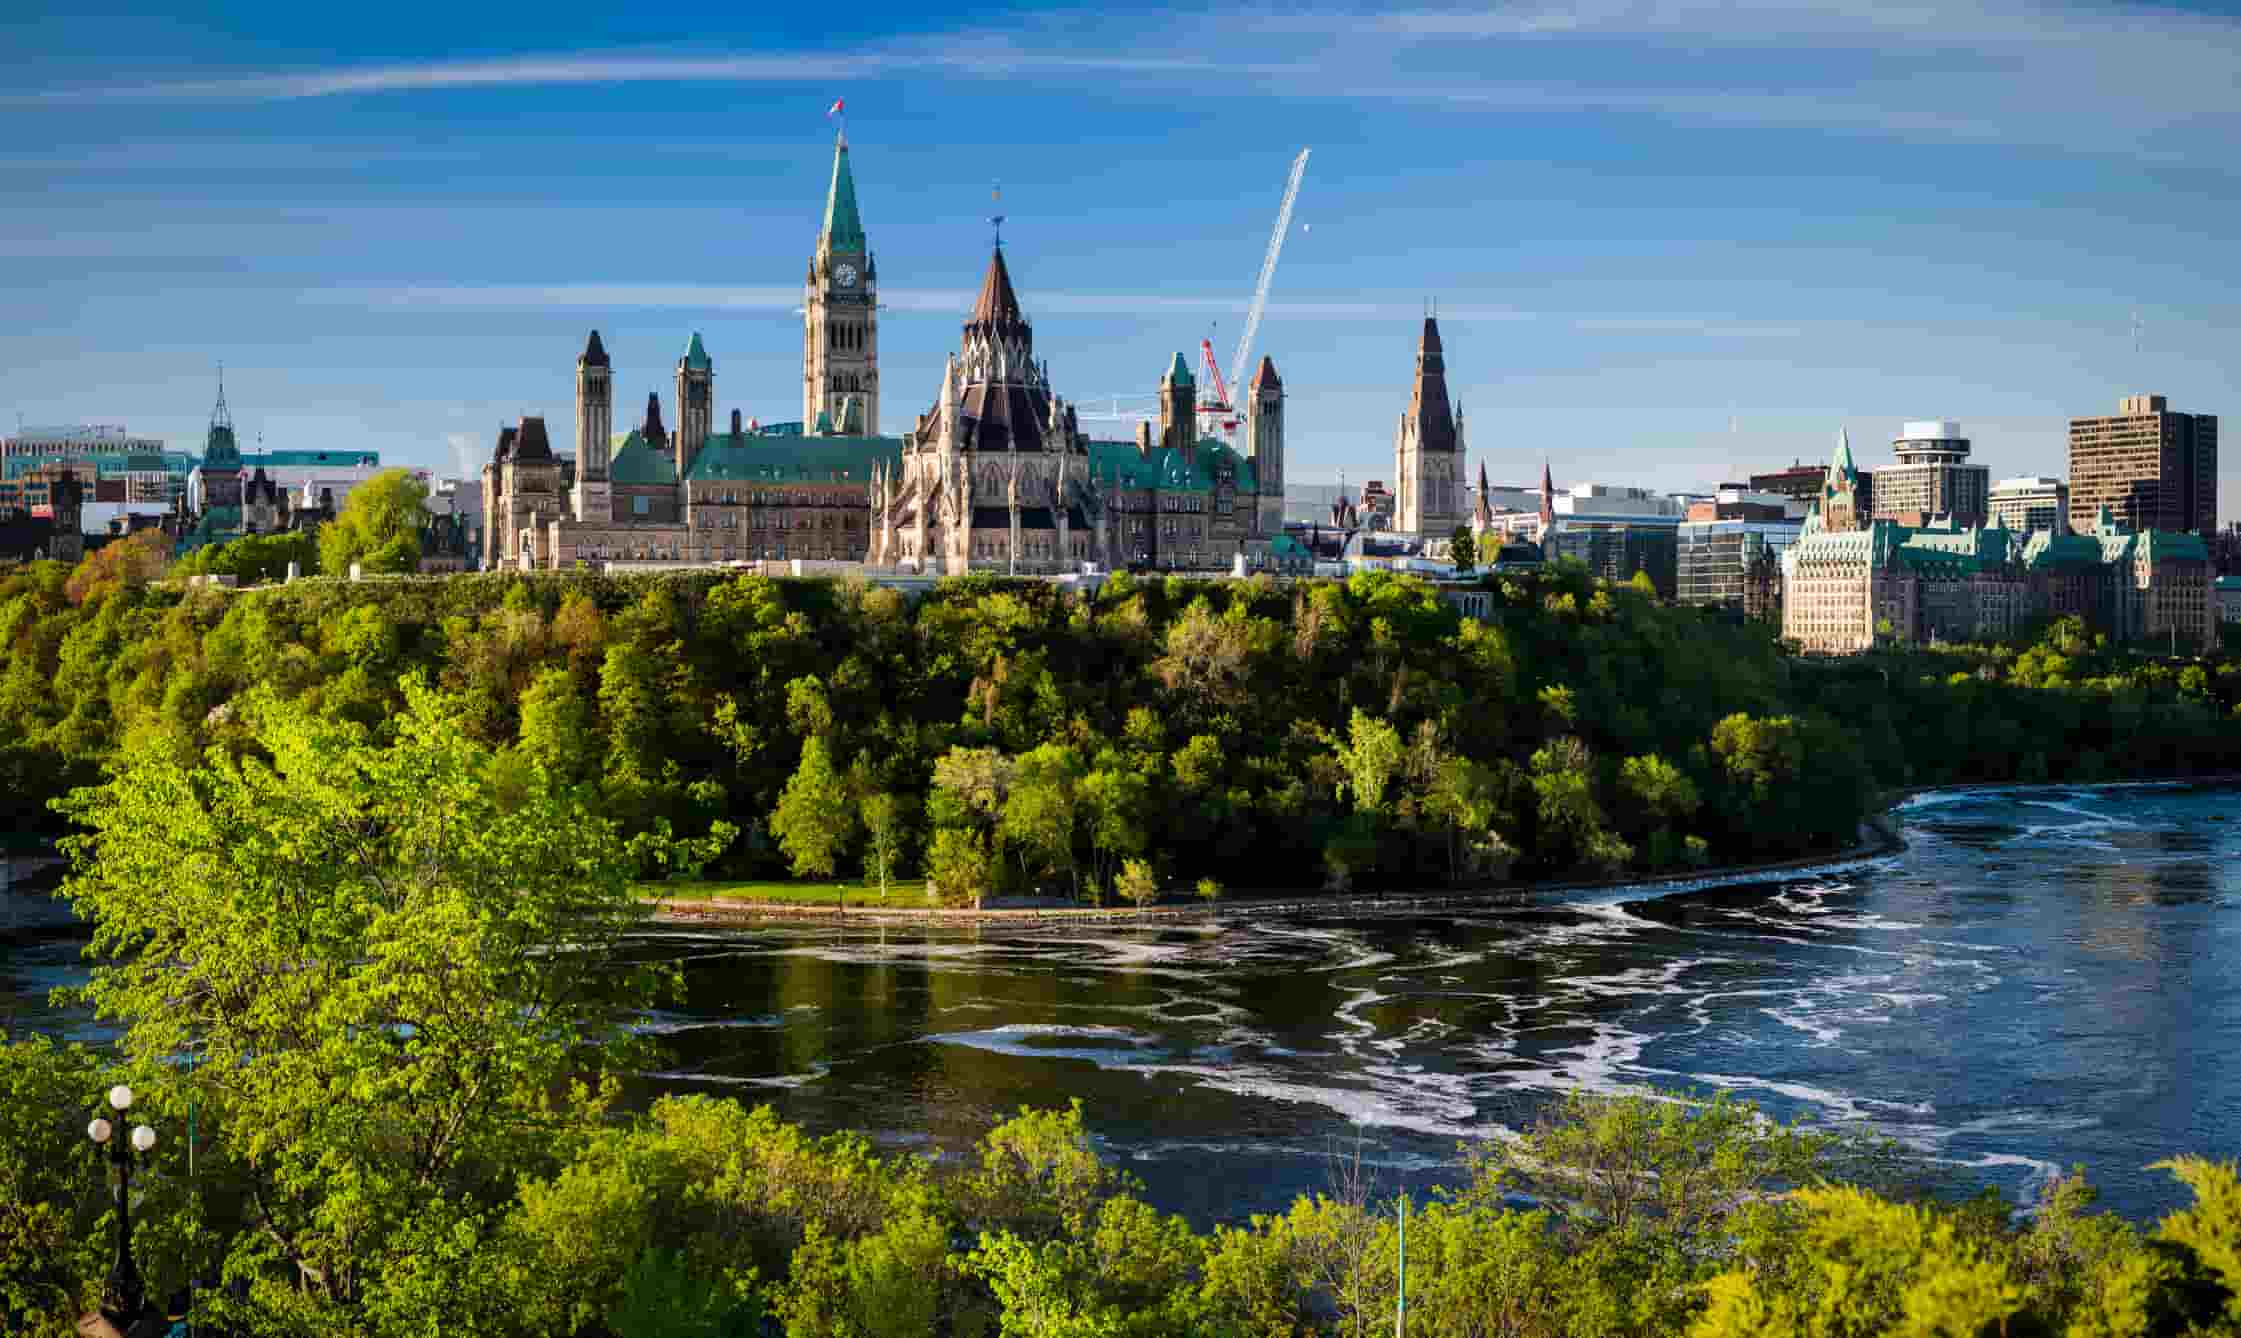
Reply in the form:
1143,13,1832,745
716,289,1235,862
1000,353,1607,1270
484,135,1290,574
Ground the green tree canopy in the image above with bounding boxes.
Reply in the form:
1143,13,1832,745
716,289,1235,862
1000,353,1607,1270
318,468,430,576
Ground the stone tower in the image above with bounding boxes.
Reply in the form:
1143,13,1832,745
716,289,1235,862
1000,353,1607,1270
201,366,244,511
1246,355,1285,536
1158,352,1197,459
1394,316,1465,539
573,329,613,523
803,132,878,435
674,333,713,480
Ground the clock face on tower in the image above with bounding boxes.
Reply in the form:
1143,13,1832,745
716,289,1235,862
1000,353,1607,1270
835,263,858,289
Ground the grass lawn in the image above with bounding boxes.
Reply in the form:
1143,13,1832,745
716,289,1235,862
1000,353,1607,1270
639,877,927,908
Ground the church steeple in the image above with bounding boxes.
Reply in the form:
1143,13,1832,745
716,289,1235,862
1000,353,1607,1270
820,132,866,254
1406,317,1457,454
804,131,878,435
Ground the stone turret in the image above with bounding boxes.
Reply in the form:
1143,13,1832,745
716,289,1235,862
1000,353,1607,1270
574,329,613,523
674,333,713,480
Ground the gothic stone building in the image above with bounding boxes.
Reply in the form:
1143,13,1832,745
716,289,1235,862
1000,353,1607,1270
483,134,902,571
868,245,1288,574
487,132,1287,574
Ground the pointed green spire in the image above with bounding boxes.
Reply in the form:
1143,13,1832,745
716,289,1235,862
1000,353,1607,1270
821,133,866,253
683,331,711,370
1165,351,1194,384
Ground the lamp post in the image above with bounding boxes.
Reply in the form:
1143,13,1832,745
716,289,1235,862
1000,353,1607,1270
86,1083,156,1331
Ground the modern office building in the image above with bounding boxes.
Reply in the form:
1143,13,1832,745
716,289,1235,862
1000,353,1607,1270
1678,517,1800,617
1989,476,2069,536
2068,393,2217,536
1871,420,1990,529
1752,461,1872,519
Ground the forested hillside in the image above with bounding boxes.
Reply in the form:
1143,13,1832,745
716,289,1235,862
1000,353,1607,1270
4,554,2240,898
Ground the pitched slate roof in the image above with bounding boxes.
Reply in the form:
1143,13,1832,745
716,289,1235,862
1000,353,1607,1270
683,332,711,372
511,417,555,462
1405,317,1457,453
581,330,610,368
969,247,1026,332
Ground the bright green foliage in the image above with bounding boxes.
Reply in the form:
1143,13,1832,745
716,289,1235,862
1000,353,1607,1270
175,529,319,584
858,791,912,899
2153,1156,2241,1324
53,678,729,1326
771,736,856,878
3,560,2241,898
1338,709,1404,813
1116,857,1158,909
317,467,429,575
928,826,996,908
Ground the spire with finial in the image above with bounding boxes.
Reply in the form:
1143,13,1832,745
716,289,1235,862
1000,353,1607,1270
204,362,241,465
820,132,866,254
1538,459,1556,534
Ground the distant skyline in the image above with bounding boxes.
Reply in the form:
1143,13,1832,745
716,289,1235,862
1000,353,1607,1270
2,0,2236,521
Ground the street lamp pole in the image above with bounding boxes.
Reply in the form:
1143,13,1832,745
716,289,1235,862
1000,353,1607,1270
86,1083,157,1331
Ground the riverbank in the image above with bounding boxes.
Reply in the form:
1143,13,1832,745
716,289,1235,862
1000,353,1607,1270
647,813,1911,927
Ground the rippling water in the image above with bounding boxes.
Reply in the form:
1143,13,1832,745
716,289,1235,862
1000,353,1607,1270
8,782,2238,1223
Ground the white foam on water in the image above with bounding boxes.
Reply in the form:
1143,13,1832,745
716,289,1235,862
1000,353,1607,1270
643,1061,831,1089
631,1013,792,1036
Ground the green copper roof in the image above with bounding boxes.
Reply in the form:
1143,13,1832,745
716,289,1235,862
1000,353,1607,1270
683,432,902,483
203,423,240,468
609,431,677,486
683,332,711,371
1826,427,1855,481
1165,351,1194,385
2135,528,2208,562
821,135,866,254
1896,525,2014,573
1086,436,1257,495
2022,529,2102,570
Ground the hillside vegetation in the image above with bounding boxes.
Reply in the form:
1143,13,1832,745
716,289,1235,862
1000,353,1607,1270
5,555,2241,899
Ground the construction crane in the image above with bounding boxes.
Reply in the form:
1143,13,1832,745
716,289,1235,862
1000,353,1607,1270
1198,337,1236,434
1217,147,1310,428
1076,147,1311,433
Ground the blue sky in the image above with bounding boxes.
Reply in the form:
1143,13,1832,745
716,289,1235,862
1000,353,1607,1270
3,0,2237,519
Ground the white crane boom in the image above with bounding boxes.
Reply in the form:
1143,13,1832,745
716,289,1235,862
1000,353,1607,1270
1226,148,1310,406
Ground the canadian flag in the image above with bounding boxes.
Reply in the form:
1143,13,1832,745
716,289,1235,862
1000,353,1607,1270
827,98,844,117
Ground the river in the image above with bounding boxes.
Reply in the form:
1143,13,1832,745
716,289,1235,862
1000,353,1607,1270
6,782,2237,1224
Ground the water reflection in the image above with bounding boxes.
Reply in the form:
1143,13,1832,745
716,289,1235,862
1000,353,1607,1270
6,782,2238,1225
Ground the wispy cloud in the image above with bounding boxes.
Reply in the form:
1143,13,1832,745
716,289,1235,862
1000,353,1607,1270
300,280,1790,336
11,0,2239,166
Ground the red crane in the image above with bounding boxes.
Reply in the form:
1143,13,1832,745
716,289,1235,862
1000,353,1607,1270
1197,337,1237,434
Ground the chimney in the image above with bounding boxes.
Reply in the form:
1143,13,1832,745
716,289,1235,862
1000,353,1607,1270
731,409,743,435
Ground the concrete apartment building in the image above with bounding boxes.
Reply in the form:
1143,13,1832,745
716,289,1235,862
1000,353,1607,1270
1871,420,1990,529
1989,476,2070,536
2068,393,2217,536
